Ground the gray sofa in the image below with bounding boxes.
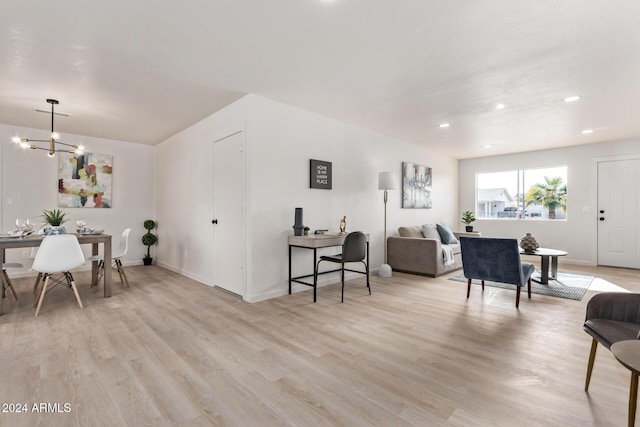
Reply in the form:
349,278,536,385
387,225,463,277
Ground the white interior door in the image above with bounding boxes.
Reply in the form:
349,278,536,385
213,131,246,297
597,158,640,268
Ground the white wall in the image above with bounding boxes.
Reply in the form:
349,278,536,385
155,94,459,302
0,123,155,273
458,138,640,265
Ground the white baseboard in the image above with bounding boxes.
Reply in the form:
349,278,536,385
155,261,211,287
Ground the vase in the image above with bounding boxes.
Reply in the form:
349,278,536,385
520,233,539,253
293,208,304,236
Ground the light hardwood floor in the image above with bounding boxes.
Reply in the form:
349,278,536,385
0,263,638,426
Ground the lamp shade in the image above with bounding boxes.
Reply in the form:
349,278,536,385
378,172,397,190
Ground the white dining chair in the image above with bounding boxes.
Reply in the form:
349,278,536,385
32,234,85,317
88,228,131,290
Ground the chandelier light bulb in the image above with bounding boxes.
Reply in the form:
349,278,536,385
11,136,20,144
51,132,60,140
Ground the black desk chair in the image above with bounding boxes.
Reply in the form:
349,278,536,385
314,231,370,302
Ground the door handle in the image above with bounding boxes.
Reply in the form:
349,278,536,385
212,219,218,224
599,217,605,221
599,210,605,214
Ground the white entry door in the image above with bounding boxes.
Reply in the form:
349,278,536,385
213,131,246,297
597,158,640,268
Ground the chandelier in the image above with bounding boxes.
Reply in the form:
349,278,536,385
11,99,85,157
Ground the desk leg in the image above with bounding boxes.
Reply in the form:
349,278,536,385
288,245,292,295
540,255,550,285
104,238,112,297
630,372,638,427
366,242,370,288
551,256,559,279
313,248,317,303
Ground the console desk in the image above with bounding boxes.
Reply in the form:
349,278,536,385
288,233,369,302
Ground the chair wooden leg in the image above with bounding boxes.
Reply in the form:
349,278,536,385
68,274,83,309
116,260,130,288
585,338,598,391
3,270,18,303
35,275,50,317
527,278,532,299
467,279,472,298
2,271,17,308
33,272,42,298
516,286,521,308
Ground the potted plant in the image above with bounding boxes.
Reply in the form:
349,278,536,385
41,209,68,234
142,219,157,265
461,210,476,232
303,226,310,236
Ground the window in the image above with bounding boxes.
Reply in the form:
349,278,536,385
476,166,567,220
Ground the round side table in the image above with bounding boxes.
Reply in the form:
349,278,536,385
611,340,640,427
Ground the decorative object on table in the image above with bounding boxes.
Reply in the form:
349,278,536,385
520,232,540,253
378,171,398,278
401,162,432,209
142,219,157,265
58,152,113,208
293,208,304,236
314,229,328,234
76,220,87,233
309,159,332,190
339,216,347,234
303,226,310,236
10,99,85,157
41,209,68,235
461,210,476,232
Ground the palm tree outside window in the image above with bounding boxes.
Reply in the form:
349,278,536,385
475,166,567,220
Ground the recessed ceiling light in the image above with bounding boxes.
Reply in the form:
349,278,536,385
581,129,594,134
439,123,450,128
564,95,581,102
483,145,492,149
496,104,505,110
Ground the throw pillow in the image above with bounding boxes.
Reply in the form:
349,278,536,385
436,223,458,244
421,224,441,240
398,226,424,238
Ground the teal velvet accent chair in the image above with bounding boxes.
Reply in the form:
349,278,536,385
459,237,535,308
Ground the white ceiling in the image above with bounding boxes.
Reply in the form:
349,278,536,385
2,1,639,159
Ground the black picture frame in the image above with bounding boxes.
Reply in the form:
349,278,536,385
310,159,332,190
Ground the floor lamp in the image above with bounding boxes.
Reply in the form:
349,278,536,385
378,171,397,278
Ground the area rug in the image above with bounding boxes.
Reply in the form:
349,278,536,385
448,272,594,301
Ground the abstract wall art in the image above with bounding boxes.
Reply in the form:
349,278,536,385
58,152,113,208
402,161,432,209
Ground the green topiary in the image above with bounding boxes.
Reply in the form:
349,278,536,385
142,220,157,260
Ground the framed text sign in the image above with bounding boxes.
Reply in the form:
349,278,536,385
310,159,332,190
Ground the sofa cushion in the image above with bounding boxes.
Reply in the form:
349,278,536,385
436,223,458,244
421,224,441,240
398,226,424,238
